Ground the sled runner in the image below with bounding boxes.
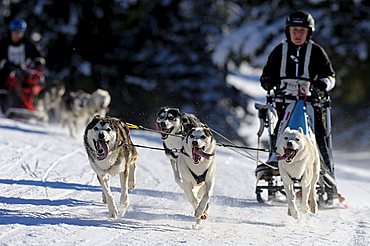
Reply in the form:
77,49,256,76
254,82,343,207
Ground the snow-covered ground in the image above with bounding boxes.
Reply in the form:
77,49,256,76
0,113,369,245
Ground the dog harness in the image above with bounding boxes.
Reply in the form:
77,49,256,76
180,146,210,184
189,168,208,184
163,142,178,159
288,173,303,183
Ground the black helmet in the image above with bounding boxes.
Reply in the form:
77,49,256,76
285,10,315,42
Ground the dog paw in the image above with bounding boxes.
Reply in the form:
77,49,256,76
300,204,310,214
128,182,136,190
200,212,208,220
310,203,318,214
108,209,118,219
194,207,207,219
288,207,300,220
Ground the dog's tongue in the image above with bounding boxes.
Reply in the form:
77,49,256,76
96,140,108,161
192,148,202,164
277,148,296,162
192,148,214,164
195,148,214,159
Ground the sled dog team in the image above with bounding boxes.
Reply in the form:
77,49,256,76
83,106,320,227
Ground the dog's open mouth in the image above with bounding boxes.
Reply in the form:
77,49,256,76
192,147,214,164
94,139,109,161
156,123,173,139
278,148,297,163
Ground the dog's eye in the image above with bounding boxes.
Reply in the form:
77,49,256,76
158,113,166,119
106,128,111,132
284,137,288,140
295,138,300,141
94,127,98,131
201,135,206,139
168,115,175,120
190,134,194,138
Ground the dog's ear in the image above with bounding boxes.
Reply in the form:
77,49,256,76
204,127,213,138
85,115,101,131
173,108,181,116
157,107,168,117
93,114,101,120
185,128,195,144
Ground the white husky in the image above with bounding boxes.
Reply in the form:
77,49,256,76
276,127,320,220
177,126,216,228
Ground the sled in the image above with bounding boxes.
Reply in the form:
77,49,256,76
4,65,45,120
254,86,343,207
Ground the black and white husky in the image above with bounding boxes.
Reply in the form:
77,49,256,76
156,107,204,190
84,115,139,218
177,126,216,228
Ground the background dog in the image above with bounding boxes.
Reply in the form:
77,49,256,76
177,126,216,228
84,115,138,218
156,107,204,190
35,80,66,123
86,89,111,118
59,88,111,138
60,90,91,138
276,127,320,220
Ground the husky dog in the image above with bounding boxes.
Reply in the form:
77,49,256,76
86,89,111,118
60,90,91,138
156,107,204,190
35,80,66,123
84,115,138,218
177,126,216,228
276,127,320,220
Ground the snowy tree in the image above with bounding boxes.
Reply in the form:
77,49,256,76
1,0,369,143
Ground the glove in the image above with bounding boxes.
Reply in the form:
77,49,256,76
313,78,327,91
260,76,276,91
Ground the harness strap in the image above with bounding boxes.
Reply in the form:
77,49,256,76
189,168,208,184
280,40,288,77
163,142,178,159
280,40,313,79
180,146,190,158
303,41,312,78
288,173,303,183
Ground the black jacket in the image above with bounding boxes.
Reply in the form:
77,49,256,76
0,36,42,66
261,40,335,91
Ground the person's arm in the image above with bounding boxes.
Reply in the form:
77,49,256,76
260,44,282,91
24,39,45,66
311,44,336,92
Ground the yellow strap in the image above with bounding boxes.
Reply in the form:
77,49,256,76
125,122,140,129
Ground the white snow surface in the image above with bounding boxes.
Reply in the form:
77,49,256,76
0,116,369,246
